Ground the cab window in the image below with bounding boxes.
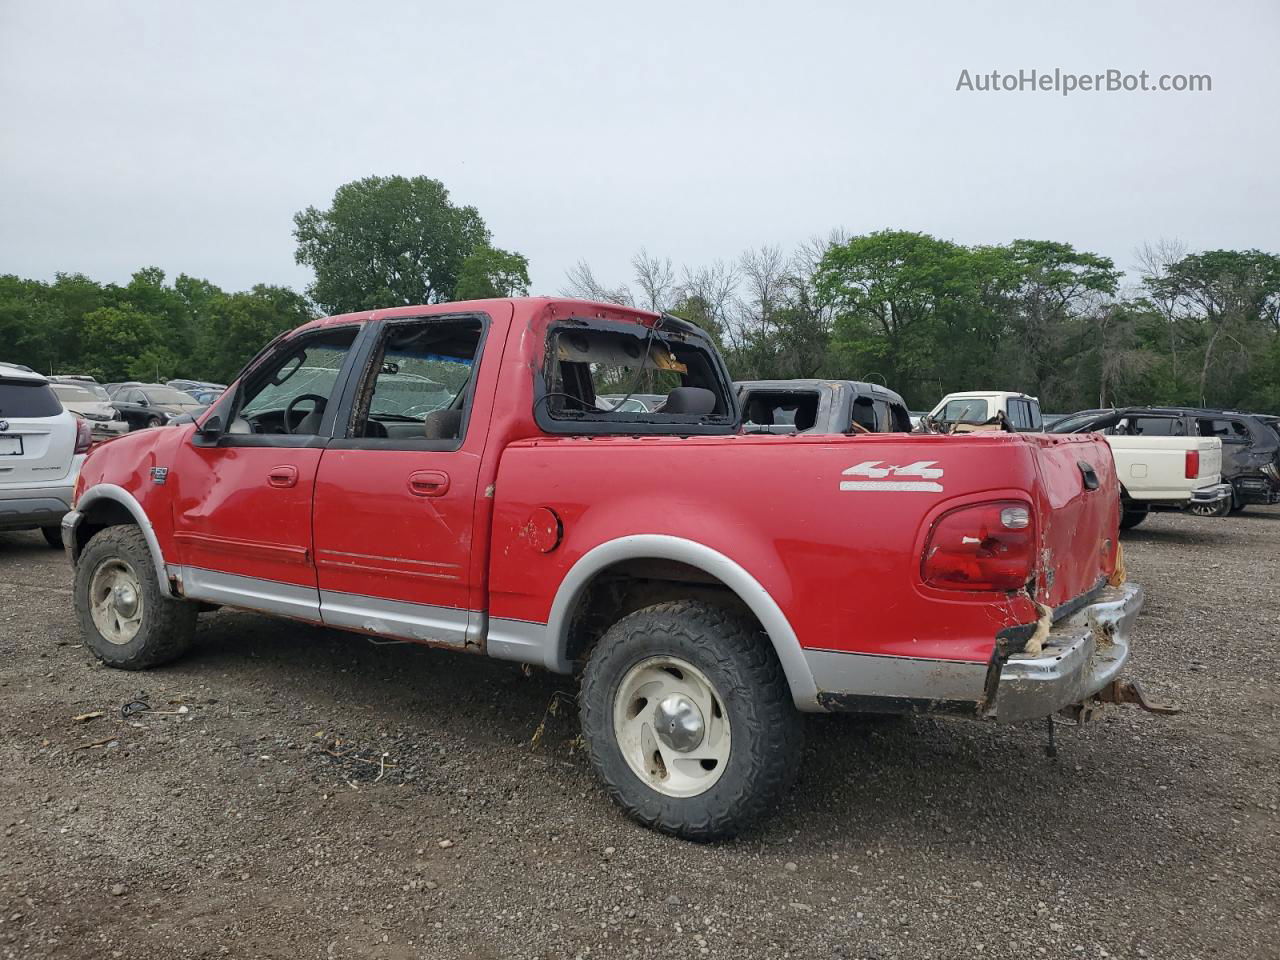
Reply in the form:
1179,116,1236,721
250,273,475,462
228,327,359,437
344,316,485,450
537,321,734,435
742,391,819,431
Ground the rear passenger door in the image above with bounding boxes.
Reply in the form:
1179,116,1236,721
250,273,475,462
311,309,500,646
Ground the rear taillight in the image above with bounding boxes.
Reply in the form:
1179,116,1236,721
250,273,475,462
1184,450,1199,479
922,500,1036,592
73,417,92,454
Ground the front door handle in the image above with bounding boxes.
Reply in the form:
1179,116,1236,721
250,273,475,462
408,470,450,497
268,465,299,488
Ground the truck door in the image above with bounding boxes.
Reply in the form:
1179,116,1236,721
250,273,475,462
310,309,501,646
168,325,363,620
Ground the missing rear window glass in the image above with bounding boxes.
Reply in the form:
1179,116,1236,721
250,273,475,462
536,318,734,435
742,391,819,431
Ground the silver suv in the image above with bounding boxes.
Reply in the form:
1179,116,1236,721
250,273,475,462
0,366,91,546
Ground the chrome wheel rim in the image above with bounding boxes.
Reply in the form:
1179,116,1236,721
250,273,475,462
89,558,144,645
612,656,731,798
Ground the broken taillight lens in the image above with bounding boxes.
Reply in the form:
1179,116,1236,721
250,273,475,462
1184,449,1199,479
921,500,1037,592
73,417,92,455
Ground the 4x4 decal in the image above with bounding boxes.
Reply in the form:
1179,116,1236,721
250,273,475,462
840,460,944,493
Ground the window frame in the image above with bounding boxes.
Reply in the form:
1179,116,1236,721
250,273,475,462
194,323,369,449
532,317,739,437
326,312,491,453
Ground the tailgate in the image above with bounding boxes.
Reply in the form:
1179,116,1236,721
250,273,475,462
1026,434,1119,608
1195,437,1222,484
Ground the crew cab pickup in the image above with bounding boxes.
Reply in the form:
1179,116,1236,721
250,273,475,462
63,298,1142,840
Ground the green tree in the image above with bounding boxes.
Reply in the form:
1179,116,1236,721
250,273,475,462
817,231,991,405
1144,249,1280,406
79,306,163,381
293,176,493,313
453,245,531,299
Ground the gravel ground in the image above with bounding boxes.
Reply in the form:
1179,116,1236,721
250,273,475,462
1,508,1277,960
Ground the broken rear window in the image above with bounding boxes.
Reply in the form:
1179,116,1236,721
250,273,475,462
536,320,735,435
742,391,819,431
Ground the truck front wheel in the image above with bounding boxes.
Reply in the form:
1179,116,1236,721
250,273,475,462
74,525,198,669
579,600,803,841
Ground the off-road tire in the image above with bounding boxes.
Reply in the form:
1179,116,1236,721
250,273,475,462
40,525,63,549
74,525,197,669
579,600,803,841
1119,504,1149,529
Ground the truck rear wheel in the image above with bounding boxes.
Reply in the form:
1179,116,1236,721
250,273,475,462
74,525,197,669
579,600,803,841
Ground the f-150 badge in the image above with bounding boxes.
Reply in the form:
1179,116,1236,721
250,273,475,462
840,460,943,493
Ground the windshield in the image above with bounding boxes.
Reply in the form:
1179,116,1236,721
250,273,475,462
143,387,201,405
1049,411,1112,434
51,383,99,403
369,353,469,419
937,398,990,422
241,362,344,417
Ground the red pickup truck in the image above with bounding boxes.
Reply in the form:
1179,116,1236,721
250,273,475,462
63,298,1141,839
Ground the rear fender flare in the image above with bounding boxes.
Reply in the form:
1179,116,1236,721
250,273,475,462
73,483,174,597
547,534,820,710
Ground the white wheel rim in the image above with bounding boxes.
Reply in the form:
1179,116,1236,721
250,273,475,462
88,558,144,645
612,656,731,798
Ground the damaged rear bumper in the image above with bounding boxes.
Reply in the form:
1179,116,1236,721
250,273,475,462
989,582,1143,723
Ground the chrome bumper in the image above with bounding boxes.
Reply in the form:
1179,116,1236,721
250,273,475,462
1190,483,1233,505
991,582,1144,723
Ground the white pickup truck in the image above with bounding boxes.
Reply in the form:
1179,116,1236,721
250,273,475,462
1050,412,1232,528
926,390,1044,432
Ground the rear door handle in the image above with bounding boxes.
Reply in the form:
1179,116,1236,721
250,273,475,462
268,465,299,488
1078,460,1099,490
408,470,450,497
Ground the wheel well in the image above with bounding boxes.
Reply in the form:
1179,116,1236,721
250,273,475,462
564,558,761,664
73,499,137,560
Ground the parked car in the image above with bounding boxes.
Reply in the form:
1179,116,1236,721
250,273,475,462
0,361,36,373
111,384,207,429
0,367,92,546
104,381,143,398
48,381,128,441
1051,407,1280,515
595,394,652,413
1046,407,1229,528
167,379,227,396
65,297,1142,840
187,387,224,406
737,379,913,433
925,390,1043,432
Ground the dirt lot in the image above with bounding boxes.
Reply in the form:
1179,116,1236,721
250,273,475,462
1,509,1277,960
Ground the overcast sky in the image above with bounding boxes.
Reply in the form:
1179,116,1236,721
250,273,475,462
2,0,1277,301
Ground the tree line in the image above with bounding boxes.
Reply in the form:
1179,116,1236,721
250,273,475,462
2,175,1276,414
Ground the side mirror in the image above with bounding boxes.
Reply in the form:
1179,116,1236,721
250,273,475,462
137,396,150,407
198,415,224,438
